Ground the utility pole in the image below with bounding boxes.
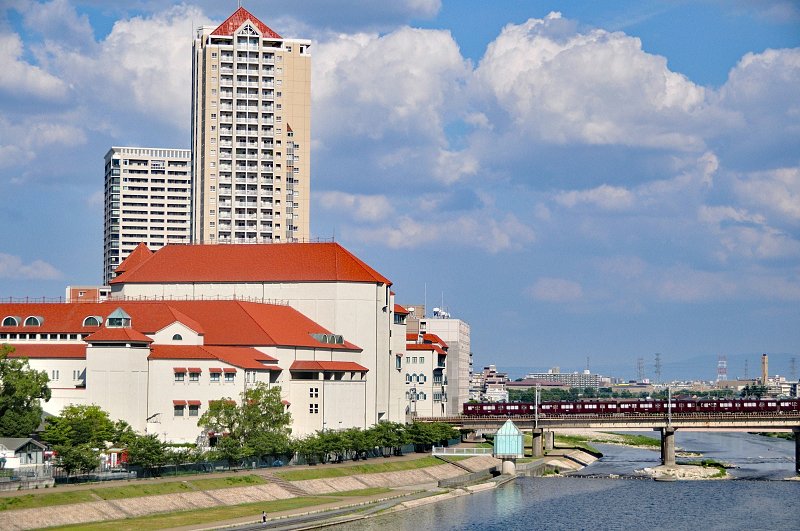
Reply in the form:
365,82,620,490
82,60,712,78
534,384,540,429
667,385,672,427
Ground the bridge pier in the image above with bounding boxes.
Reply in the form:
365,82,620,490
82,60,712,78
794,428,800,475
544,430,554,451
530,428,544,457
656,427,676,467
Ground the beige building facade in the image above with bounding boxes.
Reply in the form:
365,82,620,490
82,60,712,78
191,7,311,245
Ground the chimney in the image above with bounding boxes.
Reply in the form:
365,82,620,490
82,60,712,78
761,353,768,385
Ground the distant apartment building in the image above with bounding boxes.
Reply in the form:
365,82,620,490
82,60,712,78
523,368,601,389
470,365,509,402
103,147,191,283
405,305,472,414
191,7,311,245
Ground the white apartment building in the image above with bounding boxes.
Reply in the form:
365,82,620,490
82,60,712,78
191,7,311,245
405,333,448,418
108,242,406,426
103,147,191,284
406,306,472,415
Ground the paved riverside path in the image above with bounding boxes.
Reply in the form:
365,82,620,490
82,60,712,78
0,454,500,530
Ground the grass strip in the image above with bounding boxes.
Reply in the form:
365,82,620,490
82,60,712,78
92,481,194,500
320,487,392,497
0,491,96,512
274,456,444,481
553,435,600,454
607,433,661,448
188,474,266,490
46,496,338,531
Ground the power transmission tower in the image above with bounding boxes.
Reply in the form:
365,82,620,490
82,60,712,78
637,357,646,382
744,359,749,380
654,353,662,384
717,355,728,382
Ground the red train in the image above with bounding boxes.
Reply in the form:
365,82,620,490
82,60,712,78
463,398,800,417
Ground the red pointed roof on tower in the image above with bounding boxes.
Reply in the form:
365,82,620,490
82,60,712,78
211,7,282,38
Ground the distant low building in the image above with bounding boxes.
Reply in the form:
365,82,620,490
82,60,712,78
523,368,601,389
470,365,508,402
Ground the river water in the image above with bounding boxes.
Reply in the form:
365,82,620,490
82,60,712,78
332,432,800,530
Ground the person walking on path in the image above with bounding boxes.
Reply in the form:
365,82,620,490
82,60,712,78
262,510,267,525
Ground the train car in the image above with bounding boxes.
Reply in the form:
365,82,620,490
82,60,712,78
462,398,800,417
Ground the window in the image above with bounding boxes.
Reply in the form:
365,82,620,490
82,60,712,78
2,316,19,326
172,334,182,341
210,371,221,383
405,356,410,364
309,387,318,398
73,370,81,380
174,371,185,382
309,403,319,414
83,316,102,327
395,356,402,370
412,357,417,363
24,316,42,327
189,372,200,382
51,370,59,380
406,374,411,383
189,405,200,417
225,372,235,383
174,405,185,417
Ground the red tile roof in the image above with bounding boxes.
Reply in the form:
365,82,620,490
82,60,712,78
85,327,153,343
394,304,409,315
0,301,361,351
114,242,153,276
406,333,418,341
422,333,448,348
211,7,281,38
109,242,391,286
4,344,86,359
149,345,280,371
406,343,447,356
289,360,369,372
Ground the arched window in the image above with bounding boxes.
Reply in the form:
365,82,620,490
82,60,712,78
2,316,20,327
82,316,101,327
172,334,183,341
24,316,42,327
406,374,411,383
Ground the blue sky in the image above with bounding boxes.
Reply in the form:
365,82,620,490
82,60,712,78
1,1,799,381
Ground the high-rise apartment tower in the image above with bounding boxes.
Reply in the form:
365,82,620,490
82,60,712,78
103,147,191,283
191,7,311,244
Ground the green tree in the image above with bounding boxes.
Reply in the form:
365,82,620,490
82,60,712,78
125,434,167,474
42,404,116,477
370,422,408,456
198,383,292,463
0,345,51,437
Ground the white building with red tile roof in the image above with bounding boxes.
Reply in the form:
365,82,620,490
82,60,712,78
404,333,449,418
0,300,371,442
108,241,407,427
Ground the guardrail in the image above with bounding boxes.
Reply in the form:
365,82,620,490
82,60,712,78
432,446,493,456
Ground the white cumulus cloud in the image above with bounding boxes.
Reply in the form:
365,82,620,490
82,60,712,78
0,253,62,280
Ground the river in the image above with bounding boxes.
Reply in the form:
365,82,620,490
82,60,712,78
330,432,800,530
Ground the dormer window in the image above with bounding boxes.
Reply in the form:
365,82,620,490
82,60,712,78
172,334,183,341
82,316,102,327
106,308,132,328
2,316,20,327
24,316,43,327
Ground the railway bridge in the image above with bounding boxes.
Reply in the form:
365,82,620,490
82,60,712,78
416,413,800,473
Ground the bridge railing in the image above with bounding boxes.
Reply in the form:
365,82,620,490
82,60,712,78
432,446,493,456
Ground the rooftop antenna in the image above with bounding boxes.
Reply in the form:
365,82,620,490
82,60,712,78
424,282,427,318
586,356,590,373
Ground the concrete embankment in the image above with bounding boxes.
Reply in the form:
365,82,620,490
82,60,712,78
0,456,500,531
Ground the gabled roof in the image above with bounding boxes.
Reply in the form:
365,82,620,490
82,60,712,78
394,304,409,315
422,333,448,349
85,327,153,344
0,438,45,452
290,360,369,372
110,243,391,286
114,243,153,276
211,7,282,38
